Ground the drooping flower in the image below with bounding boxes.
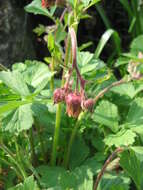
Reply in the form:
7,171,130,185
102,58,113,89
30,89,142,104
83,98,94,112
53,88,65,104
65,92,82,118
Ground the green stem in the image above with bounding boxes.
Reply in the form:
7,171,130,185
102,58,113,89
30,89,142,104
63,112,85,168
50,57,55,92
51,35,71,166
0,143,27,180
51,103,62,166
131,0,141,35
14,140,27,179
0,157,23,180
29,128,37,165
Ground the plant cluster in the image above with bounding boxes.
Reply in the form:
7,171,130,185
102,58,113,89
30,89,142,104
1,0,143,190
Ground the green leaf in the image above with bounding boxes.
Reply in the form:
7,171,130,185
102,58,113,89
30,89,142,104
130,35,143,53
81,59,105,75
0,100,32,115
126,98,143,128
104,129,136,147
111,83,136,99
84,0,101,10
93,100,119,132
8,175,39,190
120,146,143,190
94,29,121,59
13,60,54,92
33,24,45,36
72,166,93,190
69,136,90,169
0,71,30,96
55,21,67,43
0,85,20,103
97,172,130,190
82,156,102,175
4,170,16,189
2,104,33,134
37,165,93,190
24,0,54,21
77,51,94,66
78,42,93,51
77,51,108,81
111,82,143,100
31,103,55,127
115,56,130,67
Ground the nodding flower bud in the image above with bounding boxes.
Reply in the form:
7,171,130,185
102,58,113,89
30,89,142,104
53,88,65,104
65,92,82,118
83,98,94,112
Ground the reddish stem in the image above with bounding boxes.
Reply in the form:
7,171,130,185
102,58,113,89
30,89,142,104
69,27,86,90
94,147,124,190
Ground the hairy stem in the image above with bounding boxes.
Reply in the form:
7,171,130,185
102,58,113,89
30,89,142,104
94,147,124,190
94,79,127,104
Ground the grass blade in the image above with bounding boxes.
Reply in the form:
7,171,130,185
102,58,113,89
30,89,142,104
94,29,121,59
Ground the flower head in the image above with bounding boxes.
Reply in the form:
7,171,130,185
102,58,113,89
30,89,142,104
53,88,65,104
83,98,94,112
65,92,82,118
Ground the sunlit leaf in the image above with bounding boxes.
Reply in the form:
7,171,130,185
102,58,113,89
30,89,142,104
0,71,30,96
94,29,121,58
92,100,119,132
2,104,33,134
13,60,54,93
104,129,136,147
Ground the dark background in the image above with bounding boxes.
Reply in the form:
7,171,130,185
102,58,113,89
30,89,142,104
0,0,131,67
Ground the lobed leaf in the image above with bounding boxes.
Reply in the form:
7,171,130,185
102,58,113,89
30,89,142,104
0,71,30,96
104,129,136,147
92,100,119,133
1,104,33,134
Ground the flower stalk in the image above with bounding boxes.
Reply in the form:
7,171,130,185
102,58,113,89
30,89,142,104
51,34,71,166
